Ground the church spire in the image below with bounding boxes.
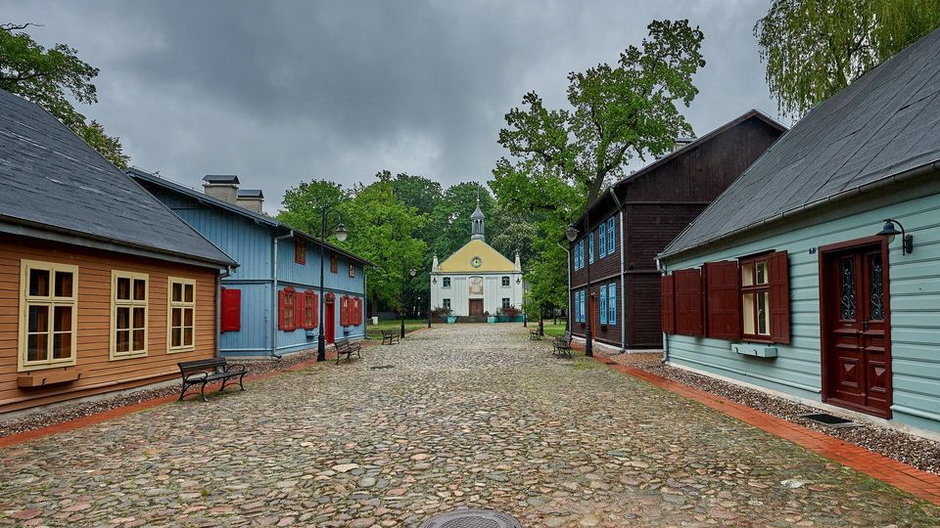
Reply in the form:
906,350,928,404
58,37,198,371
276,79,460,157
470,198,485,241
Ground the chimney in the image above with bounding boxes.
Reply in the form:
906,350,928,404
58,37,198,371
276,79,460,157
203,175,240,204
673,137,695,152
236,189,264,213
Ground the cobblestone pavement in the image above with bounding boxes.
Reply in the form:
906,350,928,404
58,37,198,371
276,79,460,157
2,325,938,527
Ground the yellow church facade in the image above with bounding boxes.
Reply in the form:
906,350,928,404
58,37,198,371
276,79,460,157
429,206,524,317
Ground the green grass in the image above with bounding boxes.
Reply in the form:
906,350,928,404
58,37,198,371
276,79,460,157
366,318,427,339
540,321,569,337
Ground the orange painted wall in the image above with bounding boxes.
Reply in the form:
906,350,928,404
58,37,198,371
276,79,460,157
0,234,219,413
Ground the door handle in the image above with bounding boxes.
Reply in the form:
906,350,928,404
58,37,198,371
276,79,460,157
861,321,868,332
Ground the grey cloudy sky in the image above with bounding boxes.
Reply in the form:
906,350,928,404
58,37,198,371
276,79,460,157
4,0,779,214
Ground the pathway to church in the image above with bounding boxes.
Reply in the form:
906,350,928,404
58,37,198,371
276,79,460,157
1,324,937,527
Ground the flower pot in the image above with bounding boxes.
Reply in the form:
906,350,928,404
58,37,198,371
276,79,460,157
446,315,458,324
486,316,497,323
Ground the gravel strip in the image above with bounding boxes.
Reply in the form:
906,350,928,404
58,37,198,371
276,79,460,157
603,352,940,475
0,348,326,439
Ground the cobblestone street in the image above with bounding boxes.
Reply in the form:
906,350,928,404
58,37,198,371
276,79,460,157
1,324,938,527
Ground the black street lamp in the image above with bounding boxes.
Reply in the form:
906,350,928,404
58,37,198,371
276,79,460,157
317,210,347,362
401,267,416,338
565,217,593,357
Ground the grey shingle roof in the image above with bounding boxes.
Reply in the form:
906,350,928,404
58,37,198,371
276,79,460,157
663,27,940,259
238,189,264,198
0,89,237,267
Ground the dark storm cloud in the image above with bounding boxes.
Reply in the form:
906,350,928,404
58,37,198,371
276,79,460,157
2,0,777,212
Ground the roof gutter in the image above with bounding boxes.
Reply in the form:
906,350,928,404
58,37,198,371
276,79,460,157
661,159,940,261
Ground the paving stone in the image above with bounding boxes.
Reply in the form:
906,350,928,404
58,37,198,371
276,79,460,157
0,325,937,527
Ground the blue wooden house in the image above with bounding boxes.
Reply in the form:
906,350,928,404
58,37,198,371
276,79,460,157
129,168,371,358
658,28,940,436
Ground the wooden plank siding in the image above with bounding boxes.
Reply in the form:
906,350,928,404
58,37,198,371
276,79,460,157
568,113,786,350
662,176,940,434
0,234,218,414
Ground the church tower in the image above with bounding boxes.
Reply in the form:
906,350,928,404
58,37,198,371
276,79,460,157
470,200,485,241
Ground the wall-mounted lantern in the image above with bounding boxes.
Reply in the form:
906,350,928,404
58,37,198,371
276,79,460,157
877,218,913,254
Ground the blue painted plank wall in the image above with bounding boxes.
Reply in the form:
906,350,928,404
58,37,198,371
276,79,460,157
663,178,940,434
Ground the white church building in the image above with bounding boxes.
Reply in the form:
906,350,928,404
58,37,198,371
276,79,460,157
430,204,524,317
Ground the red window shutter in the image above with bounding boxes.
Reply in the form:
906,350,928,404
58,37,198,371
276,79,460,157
353,297,362,325
295,239,306,265
675,269,704,336
704,261,741,340
769,250,791,344
278,289,288,330
291,288,304,331
660,274,676,334
221,287,241,332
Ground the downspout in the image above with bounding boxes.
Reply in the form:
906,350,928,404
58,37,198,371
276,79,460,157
363,268,369,337
556,241,571,332
216,265,232,358
656,257,668,364
609,189,626,353
271,230,294,359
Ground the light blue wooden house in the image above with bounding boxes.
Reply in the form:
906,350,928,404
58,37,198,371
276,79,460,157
658,28,940,436
129,169,371,358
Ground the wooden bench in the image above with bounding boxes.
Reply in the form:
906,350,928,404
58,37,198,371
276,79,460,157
553,332,573,359
334,338,363,364
177,358,247,402
529,327,544,340
380,330,400,345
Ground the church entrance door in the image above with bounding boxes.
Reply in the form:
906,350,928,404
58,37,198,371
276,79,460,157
469,299,484,316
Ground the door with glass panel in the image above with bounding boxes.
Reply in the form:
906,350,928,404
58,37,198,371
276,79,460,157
821,242,891,418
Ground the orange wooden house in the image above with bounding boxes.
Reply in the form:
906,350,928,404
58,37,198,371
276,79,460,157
0,89,237,415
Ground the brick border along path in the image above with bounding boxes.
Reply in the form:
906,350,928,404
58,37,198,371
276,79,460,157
1,324,937,527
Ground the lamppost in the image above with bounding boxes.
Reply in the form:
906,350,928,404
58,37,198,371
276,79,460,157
565,219,592,357
317,210,347,362
401,267,416,338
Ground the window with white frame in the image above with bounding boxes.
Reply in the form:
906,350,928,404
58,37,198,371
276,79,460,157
501,276,510,287
443,277,451,288
19,260,78,371
168,277,196,352
111,271,148,359
443,298,451,310
502,297,511,309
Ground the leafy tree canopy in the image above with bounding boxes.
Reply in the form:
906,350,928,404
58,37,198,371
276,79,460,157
498,19,705,203
0,23,129,167
277,179,350,234
376,170,443,217
755,0,940,118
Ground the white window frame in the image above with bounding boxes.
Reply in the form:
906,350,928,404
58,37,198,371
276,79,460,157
443,277,451,288
443,298,451,310
167,277,196,353
18,260,79,372
110,271,149,360
501,276,510,287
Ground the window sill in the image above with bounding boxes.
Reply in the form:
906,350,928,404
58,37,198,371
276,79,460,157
167,346,196,354
110,351,148,361
17,359,77,373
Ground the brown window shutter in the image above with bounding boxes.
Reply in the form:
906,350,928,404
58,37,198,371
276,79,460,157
769,250,791,344
675,269,704,336
704,261,741,340
660,274,676,334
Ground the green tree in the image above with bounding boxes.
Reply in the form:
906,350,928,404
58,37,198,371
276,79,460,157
489,159,582,322
376,170,443,217
337,182,427,313
755,0,940,118
277,179,350,233
498,19,705,203
1,23,129,167
426,182,499,262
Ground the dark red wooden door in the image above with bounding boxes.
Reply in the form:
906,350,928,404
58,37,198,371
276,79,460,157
325,298,335,344
823,244,891,417
469,299,484,316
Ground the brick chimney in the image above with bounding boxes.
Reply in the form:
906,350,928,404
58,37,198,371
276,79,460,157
237,189,264,213
202,175,240,204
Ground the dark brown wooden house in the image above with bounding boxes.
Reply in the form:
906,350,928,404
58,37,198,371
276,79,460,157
567,110,786,351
